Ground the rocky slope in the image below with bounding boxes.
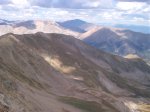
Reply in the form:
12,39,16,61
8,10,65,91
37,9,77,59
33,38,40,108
0,32,150,112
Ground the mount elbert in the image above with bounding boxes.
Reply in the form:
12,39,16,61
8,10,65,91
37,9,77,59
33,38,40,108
0,19,150,112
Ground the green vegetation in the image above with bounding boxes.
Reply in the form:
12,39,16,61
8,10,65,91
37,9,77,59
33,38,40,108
59,96,119,112
59,97,104,112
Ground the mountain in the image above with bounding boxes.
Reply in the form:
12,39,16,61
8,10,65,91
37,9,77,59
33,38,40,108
0,32,150,112
0,19,15,25
115,24,150,34
59,19,150,34
0,20,79,37
58,19,150,61
80,27,150,61
58,19,98,33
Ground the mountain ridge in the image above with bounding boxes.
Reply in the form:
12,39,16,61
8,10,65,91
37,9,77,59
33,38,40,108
0,32,150,112
0,19,80,37
79,27,150,63
57,19,97,33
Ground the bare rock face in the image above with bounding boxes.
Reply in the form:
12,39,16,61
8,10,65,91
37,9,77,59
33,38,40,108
0,33,150,112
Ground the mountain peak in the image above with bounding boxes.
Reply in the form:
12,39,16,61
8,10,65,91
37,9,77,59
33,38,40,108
63,19,87,24
58,19,97,33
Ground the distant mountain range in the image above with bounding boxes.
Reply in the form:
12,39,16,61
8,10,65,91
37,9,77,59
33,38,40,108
114,24,150,34
79,27,150,58
58,19,150,34
0,19,79,37
0,19,16,25
57,19,150,63
57,19,98,33
0,19,150,63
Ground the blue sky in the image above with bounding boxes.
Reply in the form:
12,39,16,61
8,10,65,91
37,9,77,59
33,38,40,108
0,0,149,26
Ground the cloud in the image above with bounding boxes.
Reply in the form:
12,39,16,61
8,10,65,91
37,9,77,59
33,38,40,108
29,0,149,9
117,0,150,3
11,0,30,8
1,5,149,27
29,0,53,8
0,0,149,27
1,0,149,9
116,2,147,10
30,0,87,8
29,0,114,9
0,0,11,5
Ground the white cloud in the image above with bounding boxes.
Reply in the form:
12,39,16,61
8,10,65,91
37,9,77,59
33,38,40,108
143,6,150,12
116,2,147,10
84,1,101,8
11,0,30,8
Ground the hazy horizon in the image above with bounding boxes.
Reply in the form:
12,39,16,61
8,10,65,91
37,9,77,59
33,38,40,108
0,0,149,26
